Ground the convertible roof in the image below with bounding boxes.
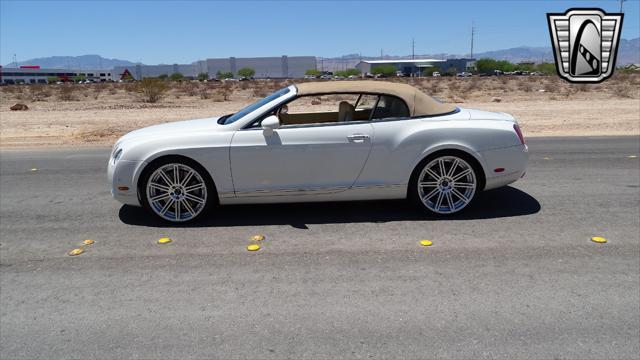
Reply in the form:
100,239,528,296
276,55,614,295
295,80,456,117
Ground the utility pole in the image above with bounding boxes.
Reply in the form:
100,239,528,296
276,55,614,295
470,21,477,59
412,38,415,60
12,54,17,67
619,0,625,12
380,49,383,60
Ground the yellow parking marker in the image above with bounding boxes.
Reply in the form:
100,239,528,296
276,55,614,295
543,156,552,160
419,239,433,247
247,244,261,251
68,248,85,256
250,235,265,241
30,168,38,172
157,237,172,244
83,239,95,245
591,236,607,244
629,155,638,159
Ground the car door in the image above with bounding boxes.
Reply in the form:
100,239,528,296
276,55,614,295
229,122,374,197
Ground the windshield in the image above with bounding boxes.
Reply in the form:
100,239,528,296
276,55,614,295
222,87,291,124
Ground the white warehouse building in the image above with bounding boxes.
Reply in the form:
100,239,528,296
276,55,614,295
114,56,317,80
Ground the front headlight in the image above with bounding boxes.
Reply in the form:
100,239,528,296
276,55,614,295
112,148,123,163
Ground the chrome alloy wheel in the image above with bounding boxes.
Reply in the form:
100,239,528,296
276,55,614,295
417,156,477,214
146,163,207,222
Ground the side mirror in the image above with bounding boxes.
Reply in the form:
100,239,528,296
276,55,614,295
261,115,280,136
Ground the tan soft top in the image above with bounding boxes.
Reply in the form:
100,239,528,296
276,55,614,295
295,81,456,117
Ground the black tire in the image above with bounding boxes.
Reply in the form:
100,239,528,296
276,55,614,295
138,156,216,223
408,151,484,215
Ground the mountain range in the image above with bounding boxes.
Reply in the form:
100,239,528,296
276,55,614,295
5,38,638,70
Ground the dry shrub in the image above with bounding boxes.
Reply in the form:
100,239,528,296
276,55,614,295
518,81,533,92
29,85,51,101
447,80,460,92
212,92,226,102
616,85,636,99
311,98,322,105
92,83,107,99
136,78,168,103
542,81,556,93
58,85,77,101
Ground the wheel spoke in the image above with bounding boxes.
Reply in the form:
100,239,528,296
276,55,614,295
174,200,180,220
160,199,175,215
447,159,459,177
454,182,475,188
435,191,444,210
425,167,441,181
150,193,171,202
185,193,205,204
185,183,205,193
180,170,195,186
419,181,438,187
452,188,470,203
446,192,455,211
173,165,180,185
438,159,446,177
422,187,440,201
149,182,170,192
158,169,174,186
182,199,196,217
452,168,471,181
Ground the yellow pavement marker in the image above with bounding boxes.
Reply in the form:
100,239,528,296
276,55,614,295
247,244,261,252
250,235,265,241
68,248,85,256
591,236,607,244
157,237,172,244
629,155,638,159
30,168,38,172
419,239,433,247
83,239,95,245
543,156,552,160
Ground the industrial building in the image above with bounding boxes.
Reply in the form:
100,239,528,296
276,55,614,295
0,66,113,84
113,56,317,81
356,58,477,76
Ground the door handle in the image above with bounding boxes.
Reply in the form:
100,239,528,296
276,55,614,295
347,134,370,141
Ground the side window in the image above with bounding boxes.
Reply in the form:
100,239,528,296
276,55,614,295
371,95,410,120
277,94,360,126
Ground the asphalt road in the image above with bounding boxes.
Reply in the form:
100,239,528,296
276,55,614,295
1,137,639,359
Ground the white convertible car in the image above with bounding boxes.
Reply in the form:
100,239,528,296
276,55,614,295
108,81,528,223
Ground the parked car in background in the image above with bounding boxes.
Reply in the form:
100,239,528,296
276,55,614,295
108,81,528,223
432,72,441,77
319,75,333,80
304,75,317,80
456,72,473,77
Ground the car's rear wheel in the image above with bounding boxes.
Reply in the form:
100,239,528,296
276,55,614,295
142,159,213,223
410,154,480,215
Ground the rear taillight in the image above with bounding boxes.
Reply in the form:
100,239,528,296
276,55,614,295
513,124,525,145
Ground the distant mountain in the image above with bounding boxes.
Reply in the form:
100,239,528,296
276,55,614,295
320,37,639,70
3,55,137,69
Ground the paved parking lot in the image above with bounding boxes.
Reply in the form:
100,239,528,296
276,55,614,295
1,136,639,359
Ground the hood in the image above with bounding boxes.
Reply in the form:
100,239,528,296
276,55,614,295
115,117,222,146
461,108,517,123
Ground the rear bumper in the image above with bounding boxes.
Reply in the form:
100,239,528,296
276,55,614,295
481,144,529,190
108,159,144,206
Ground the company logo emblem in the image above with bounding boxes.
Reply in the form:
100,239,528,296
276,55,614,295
547,8,623,83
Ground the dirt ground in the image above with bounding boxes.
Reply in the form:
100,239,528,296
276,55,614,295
1,76,638,148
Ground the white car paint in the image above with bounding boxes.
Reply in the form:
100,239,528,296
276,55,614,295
108,85,528,209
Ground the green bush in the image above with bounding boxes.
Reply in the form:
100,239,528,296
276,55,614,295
305,69,321,76
136,78,168,103
335,68,361,77
237,68,255,78
216,71,234,79
371,65,397,76
197,72,209,81
170,72,184,82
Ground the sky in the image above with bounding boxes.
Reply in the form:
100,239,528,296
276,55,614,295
1,0,639,65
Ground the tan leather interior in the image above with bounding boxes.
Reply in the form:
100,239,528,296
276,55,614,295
279,109,372,126
338,101,355,122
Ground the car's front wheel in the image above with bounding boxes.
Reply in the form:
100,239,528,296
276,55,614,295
141,159,213,223
410,153,480,215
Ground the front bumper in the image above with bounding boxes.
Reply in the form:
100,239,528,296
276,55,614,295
108,159,145,206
